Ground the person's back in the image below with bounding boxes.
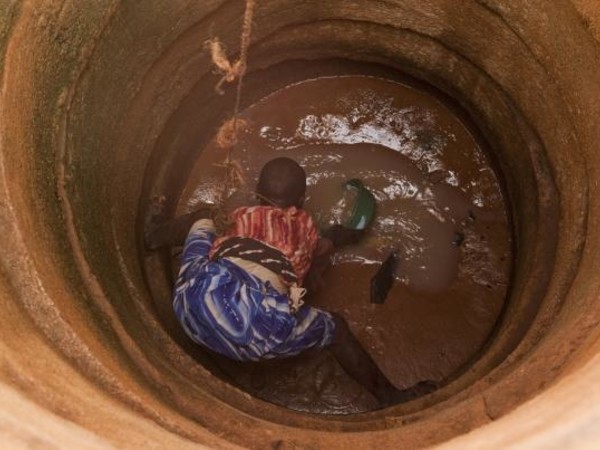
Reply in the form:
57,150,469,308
210,157,321,306
211,204,317,284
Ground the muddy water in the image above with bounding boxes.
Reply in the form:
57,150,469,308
176,76,512,413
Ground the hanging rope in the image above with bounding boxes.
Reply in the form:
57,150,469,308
206,39,244,95
232,0,255,119
206,0,257,230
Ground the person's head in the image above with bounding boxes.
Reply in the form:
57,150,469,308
256,157,307,208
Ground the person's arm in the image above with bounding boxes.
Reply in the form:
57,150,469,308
303,238,332,294
304,225,366,293
321,224,365,248
145,208,212,250
179,218,217,271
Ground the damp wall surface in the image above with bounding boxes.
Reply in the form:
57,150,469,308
0,0,600,448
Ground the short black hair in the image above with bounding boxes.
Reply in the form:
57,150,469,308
256,157,306,208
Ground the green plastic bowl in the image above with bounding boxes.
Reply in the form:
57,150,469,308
344,179,376,230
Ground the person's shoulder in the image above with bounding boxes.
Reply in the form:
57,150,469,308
248,205,279,214
232,205,283,220
285,206,307,216
287,207,317,226
231,205,263,215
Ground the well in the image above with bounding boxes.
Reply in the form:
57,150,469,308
1,1,599,448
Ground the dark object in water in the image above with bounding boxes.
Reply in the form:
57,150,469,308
370,252,398,304
427,169,448,185
452,231,465,247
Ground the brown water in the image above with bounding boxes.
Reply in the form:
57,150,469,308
176,76,512,413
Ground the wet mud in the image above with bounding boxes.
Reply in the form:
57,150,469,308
176,76,512,413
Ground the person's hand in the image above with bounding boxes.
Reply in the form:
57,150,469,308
321,224,365,248
145,207,213,250
315,238,335,258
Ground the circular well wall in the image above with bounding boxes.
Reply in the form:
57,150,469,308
0,1,599,448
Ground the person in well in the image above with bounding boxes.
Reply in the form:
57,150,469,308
148,157,433,407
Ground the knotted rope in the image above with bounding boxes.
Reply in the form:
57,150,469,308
206,0,257,230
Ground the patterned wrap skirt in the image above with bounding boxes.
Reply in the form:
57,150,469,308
173,220,336,361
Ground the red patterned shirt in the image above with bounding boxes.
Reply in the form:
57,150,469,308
211,206,319,283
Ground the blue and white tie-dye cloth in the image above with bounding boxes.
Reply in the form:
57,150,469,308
173,220,336,361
